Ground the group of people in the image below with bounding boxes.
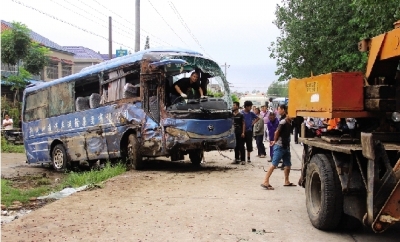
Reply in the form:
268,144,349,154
305,117,357,138
232,100,295,190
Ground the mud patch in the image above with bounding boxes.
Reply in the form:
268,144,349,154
6,173,64,190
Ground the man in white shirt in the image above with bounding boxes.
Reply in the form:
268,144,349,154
2,114,13,130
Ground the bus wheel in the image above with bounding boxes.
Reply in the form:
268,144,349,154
305,153,343,230
52,144,68,172
189,149,203,165
127,134,143,170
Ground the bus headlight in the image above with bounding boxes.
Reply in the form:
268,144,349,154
392,112,400,122
165,127,190,141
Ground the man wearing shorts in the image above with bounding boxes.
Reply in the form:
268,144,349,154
261,104,295,190
241,101,260,165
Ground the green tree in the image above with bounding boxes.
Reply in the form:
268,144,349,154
269,0,400,82
1,22,31,66
1,21,49,104
24,42,50,75
207,89,224,98
267,81,288,97
231,94,239,103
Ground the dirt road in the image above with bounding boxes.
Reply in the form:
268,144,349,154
1,143,399,241
1,153,62,179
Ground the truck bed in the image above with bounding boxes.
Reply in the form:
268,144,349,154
299,137,400,154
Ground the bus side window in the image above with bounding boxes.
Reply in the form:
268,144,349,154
49,82,75,116
107,70,125,102
124,71,140,98
24,89,49,121
75,76,100,109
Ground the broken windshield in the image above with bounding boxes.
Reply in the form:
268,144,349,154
159,54,232,111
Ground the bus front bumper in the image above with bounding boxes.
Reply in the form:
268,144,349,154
165,127,236,151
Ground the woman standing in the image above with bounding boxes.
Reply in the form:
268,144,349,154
253,108,266,158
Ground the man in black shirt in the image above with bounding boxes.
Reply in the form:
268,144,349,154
261,104,295,190
232,101,245,164
170,72,205,104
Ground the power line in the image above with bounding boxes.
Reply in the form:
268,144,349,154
147,0,189,47
11,0,133,51
89,0,171,47
72,0,168,46
59,0,165,47
75,0,167,47
48,0,138,43
168,1,212,58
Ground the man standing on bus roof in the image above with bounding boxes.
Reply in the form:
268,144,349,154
241,101,260,164
170,72,205,104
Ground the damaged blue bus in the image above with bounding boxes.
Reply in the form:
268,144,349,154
22,47,235,170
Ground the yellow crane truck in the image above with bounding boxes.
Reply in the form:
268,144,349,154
288,21,400,233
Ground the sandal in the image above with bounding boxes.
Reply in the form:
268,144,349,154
283,183,296,187
260,184,274,190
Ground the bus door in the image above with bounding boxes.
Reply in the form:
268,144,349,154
141,73,162,123
140,58,187,123
140,60,166,155
139,59,187,155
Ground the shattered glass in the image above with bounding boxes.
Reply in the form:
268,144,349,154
144,52,232,108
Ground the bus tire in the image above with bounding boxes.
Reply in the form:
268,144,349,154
127,134,143,170
305,153,342,230
171,150,184,162
189,149,203,165
52,144,68,172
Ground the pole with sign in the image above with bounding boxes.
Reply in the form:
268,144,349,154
116,49,128,57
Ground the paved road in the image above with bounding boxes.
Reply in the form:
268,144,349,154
1,140,399,241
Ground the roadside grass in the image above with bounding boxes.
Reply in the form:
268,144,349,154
1,179,50,207
1,162,127,208
62,162,126,188
1,137,25,153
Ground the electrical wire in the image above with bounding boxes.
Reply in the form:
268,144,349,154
168,1,212,59
51,0,164,47
49,0,138,43
72,0,165,46
11,0,134,51
89,0,171,46
147,0,189,47
72,0,165,47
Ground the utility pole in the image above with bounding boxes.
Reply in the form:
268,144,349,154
109,16,112,60
221,62,230,79
135,0,140,52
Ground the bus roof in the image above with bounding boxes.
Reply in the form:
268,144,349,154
24,47,204,93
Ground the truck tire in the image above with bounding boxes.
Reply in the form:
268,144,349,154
189,149,203,165
305,153,343,230
127,134,143,170
52,144,69,172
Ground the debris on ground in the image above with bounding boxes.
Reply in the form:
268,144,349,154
37,185,88,200
1,209,32,224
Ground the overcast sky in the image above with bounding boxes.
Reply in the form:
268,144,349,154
1,0,281,92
